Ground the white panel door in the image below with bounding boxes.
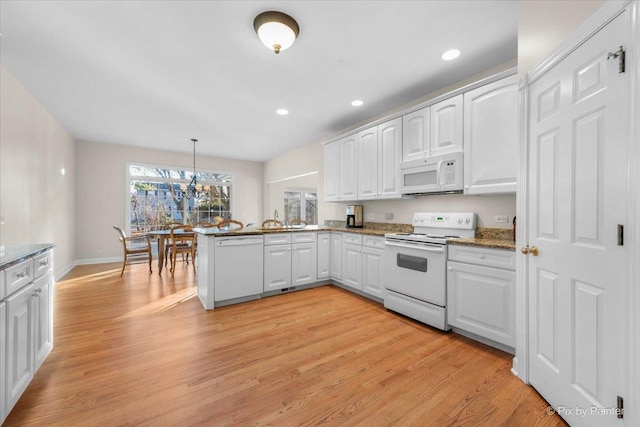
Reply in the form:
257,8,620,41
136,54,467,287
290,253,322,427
527,13,628,426
330,233,342,280
1,301,6,424
6,283,35,413
464,75,518,194
430,94,463,155
362,247,384,298
33,273,53,371
263,245,291,291
317,232,331,279
339,135,358,200
356,126,378,200
341,244,362,291
292,242,317,286
377,118,402,199
402,107,429,162
324,141,340,201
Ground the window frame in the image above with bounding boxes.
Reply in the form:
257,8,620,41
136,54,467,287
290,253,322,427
283,187,318,225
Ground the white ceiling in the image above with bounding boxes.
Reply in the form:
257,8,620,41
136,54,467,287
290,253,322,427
0,1,517,162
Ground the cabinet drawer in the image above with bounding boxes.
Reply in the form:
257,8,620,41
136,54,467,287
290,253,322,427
448,245,515,270
291,232,316,244
33,251,52,279
342,233,363,245
0,270,5,300
264,233,292,245
363,235,385,249
4,260,34,297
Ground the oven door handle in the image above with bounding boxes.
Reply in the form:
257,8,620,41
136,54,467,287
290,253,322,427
384,240,445,253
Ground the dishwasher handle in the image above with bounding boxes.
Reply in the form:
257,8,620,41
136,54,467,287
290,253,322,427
216,238,263,247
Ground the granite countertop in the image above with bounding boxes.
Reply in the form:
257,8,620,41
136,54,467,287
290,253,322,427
194,225,391,238
0,243,56,270
447,237,516,251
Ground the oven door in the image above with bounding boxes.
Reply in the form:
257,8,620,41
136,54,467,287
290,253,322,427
383,239,446,306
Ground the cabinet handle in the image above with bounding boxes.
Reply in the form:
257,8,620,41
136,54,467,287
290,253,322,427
15,272,26,278
39,259,49,266
478,254,485,259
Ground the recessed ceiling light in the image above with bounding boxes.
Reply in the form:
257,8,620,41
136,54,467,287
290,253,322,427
276,108,289,115
351,100,364,107
442,49,461,61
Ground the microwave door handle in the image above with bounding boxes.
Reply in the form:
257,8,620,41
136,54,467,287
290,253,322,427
437,159,444,188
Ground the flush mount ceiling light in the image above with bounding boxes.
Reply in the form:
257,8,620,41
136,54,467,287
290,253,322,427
276,108,289,115
442,49,461,61
253,11,299,54
351,100,364,107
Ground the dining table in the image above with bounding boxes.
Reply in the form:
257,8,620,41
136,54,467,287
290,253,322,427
146,228,196,274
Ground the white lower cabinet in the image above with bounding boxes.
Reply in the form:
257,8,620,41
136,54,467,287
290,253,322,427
1,301,6,423
264,233,317,291
292,242,317,286
264,243,292,291
447,245,516,348
342,244,362,291
362,236,385,298
330,233,342,280
33,273,53,371
317,232,331,280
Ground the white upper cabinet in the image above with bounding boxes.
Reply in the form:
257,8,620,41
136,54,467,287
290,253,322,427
430,94,463,155
402,107,430,162
377,118,402,199
356,126,378,200
324,134,358,202
463,75,518,194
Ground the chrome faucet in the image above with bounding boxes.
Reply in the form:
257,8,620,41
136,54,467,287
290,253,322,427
274,209,278,219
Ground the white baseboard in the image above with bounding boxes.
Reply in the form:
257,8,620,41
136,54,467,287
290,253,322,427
55,261,78,281
75,256,120,266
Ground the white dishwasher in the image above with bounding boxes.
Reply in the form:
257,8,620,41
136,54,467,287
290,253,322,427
214,236,264,302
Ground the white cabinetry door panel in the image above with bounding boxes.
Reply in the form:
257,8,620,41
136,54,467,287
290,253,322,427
402,107,429,162
377,118,402,199
357,127,378,200
1,301,6,424
263,245,291,291
292,243,317,286
447,261,515,347
33,273,53,371
6,283,35,413
317,233,331,279
324,141,340,201
339,135,358,200
362,247,384,298
341,244,362,291
463,75,518,194
430,94,463,155
330,233,343,280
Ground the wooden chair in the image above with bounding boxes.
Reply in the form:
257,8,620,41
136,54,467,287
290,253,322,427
261,219,283,229
218,219,244,231
163,222,185,266
289,219,307,226
168,225,196,274
194,222,216,228
113,225,152,277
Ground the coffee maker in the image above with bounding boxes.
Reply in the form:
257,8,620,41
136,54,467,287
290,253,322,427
346,205,363,228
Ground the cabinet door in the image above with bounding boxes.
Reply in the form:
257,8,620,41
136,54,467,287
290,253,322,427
339,135,358,200
341,244,362,291
292,242,317,286
463,75,518,194
362,247,384,298
430,94,463,155
447,261,515,347
402,107,429,162
356,126,378,200
1,301,6,424
33,273,53,371
263,245,291,291
317,233,331,279
330,233,342,280
377,118,402,199
6,283,35,413
324,141,341,201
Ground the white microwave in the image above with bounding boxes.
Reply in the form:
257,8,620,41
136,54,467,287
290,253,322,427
400,152,463,195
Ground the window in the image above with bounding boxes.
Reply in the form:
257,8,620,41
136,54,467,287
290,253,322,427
128,164,232,235
284,191,317,225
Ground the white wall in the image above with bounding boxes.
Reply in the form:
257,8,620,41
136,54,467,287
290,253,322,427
0,65,76,277
75,140,263,261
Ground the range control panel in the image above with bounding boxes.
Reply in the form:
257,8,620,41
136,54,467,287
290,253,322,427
412,212,476,229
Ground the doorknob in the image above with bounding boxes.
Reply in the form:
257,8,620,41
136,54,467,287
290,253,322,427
521,246,540,256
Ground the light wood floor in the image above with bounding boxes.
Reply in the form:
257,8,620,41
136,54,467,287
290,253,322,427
4,262,567,426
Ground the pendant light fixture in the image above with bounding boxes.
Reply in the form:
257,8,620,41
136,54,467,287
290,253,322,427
179,138,210,200
253,11,299,54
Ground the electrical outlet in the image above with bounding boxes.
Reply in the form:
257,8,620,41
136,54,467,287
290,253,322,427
366,213,375,221
495,215,509,224
94,249,102,254
385,212,394,220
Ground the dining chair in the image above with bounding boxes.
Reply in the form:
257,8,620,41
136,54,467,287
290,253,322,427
218,219,244,231
113,225,152,277
168,225,196,274
194,222,216,228
289,218,307,226
163,222,185,266
261,219,283,229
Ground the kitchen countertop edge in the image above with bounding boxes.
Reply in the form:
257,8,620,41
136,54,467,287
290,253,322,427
0,243,57,270
448,237,516,251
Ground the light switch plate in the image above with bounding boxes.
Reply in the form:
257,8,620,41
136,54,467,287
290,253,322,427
366,213,375,221
385,212,394,220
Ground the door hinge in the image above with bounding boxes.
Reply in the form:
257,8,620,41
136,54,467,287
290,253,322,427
617,224,624,246
607,46,626,73
617,395,624,419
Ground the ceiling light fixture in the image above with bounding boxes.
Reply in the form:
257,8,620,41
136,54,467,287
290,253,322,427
276,108,289,115
253,11,299,54
351,100,364,107
179,138,210,200
442,49,461,61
